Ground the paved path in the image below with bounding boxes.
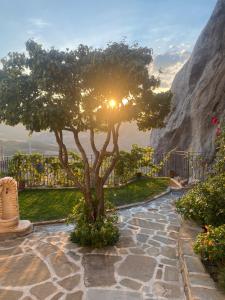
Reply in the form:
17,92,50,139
0,192,186,300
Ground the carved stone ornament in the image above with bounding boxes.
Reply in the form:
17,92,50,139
0,177,33,239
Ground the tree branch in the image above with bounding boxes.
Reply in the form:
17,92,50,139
70,128,93,196
54,129,84,191
90,128,100,170
102,123,121,184
90,128,99,156
64,126,90,169
63,126,95,218
94,126,112,176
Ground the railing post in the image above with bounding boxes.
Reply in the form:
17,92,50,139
187,152,190,181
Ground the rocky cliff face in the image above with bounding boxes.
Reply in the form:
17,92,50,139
150,0,225,156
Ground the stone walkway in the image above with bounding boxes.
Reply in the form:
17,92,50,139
0,192,187,300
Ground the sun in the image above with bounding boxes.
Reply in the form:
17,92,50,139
108,99,117,109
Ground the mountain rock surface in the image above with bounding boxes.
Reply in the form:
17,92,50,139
150,0,225,156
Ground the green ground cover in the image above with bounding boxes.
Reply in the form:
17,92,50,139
19,177,169,222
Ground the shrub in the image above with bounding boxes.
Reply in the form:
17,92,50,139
8,152,84,187
194,225,225,264
218,266,225,291
114,144,166,184
176,173,225,226
68,198,119,248
114,150,135,183
214,124,225,174
194,225,225,291
176,125,225,291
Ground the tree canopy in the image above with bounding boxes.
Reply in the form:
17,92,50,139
0,40,171,223
0,40,170,133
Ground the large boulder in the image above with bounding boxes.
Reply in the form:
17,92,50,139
150,0,225,157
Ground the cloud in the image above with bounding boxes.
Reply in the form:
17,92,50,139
28,18,51,29
150,46,191,91
25,18,51,48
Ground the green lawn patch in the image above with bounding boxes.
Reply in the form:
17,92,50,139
19,177,169,222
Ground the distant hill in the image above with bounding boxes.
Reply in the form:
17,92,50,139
0,122,150,156
0,140,58,156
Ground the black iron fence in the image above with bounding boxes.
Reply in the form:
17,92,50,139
0,154,157,188
0,151,216,188
154,151,215,182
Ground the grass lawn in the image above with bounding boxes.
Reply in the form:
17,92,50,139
19,177,169,222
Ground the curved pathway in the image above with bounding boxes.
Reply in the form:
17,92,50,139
0,192,186,300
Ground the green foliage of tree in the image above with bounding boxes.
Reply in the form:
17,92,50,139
0,40,171,245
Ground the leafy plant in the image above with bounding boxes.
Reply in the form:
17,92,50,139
176,125,225,290
218,266,225,291
194,225,225,292
8,152,84,187
214,124,225,174
194,225,225,263
114,144,166,183
176,173,225,226
68,198,119,248
114,150,134,183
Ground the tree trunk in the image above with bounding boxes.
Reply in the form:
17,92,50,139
81,187,104,221
96,178,105,218
82,172,105,221
55,125,120,223
83,188,95,222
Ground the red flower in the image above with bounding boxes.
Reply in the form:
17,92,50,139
216,127,221,136
211,116,219,125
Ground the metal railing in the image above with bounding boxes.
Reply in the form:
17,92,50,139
0,151,218,188
154,151,215,182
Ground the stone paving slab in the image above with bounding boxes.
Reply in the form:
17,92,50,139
0,192,188,300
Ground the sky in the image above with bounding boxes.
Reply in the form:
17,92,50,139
0,0,218,149
0,0,217,58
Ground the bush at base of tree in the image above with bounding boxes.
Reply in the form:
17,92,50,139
68,198,119,248
176,173,225,227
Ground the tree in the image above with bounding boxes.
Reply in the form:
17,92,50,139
0,40,171,235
